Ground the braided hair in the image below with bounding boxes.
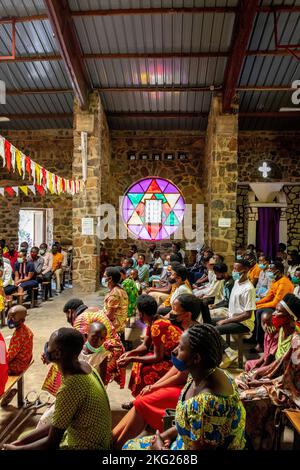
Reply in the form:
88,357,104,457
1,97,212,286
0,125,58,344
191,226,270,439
187,324,223,369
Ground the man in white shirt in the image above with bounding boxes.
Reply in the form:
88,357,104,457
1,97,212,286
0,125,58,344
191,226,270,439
2,257,13,295
215,259,256,367
39,243,53,297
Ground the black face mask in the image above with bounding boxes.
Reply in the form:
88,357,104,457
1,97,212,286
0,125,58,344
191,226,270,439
169,278,176,284
169,314,184,329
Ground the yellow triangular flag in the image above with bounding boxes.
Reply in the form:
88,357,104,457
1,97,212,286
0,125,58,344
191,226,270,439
16,150,22,175
19,186,28,196
49,172,54,194
35,163,40,185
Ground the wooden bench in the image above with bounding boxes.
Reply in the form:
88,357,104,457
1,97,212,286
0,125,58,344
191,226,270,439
284,410,300,450
0,361,34,408
12,292,24,305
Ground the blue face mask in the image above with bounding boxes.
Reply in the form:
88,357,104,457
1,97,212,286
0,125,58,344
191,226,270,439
232,271,241,281
258,264,266,270
7,319,16,329
44,342,52,363
236,255,243,261
171,352,188,371
267,271,275,280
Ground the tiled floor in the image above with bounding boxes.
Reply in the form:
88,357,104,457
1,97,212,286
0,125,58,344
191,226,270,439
0,288,294,448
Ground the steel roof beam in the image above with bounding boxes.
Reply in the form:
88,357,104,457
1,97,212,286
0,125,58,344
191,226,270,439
222,0,259,113
44,0,89,109
0,113,73,120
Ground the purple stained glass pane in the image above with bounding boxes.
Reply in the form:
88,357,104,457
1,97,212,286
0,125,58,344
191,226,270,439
122,208,135,223
128,225,143,237
139,178,153,192
128,182,144,193
122,196,135,212
139,227,152,240
156,178,169,192
173,197,185,211
164,183,178,193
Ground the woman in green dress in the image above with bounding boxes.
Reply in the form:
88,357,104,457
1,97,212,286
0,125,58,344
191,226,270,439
123,324,246,451
4,328,112,450
120,268,139,318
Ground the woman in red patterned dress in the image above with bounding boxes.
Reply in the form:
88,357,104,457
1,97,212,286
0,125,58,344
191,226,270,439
118,294,182,408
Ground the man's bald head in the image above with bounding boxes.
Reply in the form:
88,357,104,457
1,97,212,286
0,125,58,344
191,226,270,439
8,305,27,322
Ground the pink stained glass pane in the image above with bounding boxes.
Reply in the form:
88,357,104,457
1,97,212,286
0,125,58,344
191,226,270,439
163,225,177,236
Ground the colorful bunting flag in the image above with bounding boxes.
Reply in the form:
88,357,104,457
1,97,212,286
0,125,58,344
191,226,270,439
4,140,11,171
19,186,28,196
16,149,22,175
5,187,14,197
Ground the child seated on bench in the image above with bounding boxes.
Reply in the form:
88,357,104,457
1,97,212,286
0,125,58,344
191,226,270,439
79,322,109,383
7,305,33,375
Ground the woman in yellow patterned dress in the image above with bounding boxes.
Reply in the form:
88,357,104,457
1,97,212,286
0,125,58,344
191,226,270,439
101,267,129,334
118,295,182,406
123,324,246,450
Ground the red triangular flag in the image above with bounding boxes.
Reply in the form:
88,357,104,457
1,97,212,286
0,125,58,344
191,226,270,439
25,156,31,176
4,140,11,171
5,186,14,197
41,167,47,187
35,184,44,195
62,178,66,192
54,175,58,191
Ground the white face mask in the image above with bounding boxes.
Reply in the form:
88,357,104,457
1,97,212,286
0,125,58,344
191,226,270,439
101,277,108,288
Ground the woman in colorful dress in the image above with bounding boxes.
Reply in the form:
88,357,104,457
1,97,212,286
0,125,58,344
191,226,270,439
235,293,300,450
123,324,246,450
0,257,6,315
42,298,126,395
119,268,139,319
4,328,111,450
118,294,182,408
101,267,128,334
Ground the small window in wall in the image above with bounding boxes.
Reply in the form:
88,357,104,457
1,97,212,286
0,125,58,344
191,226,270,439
18,208,53,249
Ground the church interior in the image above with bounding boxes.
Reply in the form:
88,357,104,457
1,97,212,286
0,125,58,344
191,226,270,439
0,0,300,454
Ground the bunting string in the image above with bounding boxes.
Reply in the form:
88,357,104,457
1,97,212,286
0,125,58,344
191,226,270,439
0,134,84,196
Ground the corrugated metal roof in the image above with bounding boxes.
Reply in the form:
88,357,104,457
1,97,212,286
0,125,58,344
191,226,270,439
0,117,73,130
0,0,299,130
69,0,239,12
107,115,208,131
0,0,45,16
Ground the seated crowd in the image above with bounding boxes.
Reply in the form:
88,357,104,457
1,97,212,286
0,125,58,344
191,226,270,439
0,239,72,313
0,240,300,451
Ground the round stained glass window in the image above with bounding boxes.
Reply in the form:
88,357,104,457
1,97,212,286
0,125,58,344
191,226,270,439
121,177,185,241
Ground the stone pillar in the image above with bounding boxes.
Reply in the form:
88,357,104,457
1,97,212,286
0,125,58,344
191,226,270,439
204,96,238,264
72,92,111,292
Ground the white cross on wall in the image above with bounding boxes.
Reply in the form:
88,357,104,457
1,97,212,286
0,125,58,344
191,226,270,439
258,162,271,178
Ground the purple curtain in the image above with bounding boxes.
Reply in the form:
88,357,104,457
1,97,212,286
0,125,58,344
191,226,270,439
256,208,281,259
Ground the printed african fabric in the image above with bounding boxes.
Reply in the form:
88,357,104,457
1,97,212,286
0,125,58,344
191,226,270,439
128,318,182,397
52,368,111,450
124,373,246,450
103,286,128,333
122,278,139,318
8,323,33,375
42,307,125,396
236,325,300,449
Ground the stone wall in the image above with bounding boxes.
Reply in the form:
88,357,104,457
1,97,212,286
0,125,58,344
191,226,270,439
0,129,73,245
72,92,112,292
203,97,238,263
283,185,300,250
107,130,205,263
236,186,248,248
238,131,300,183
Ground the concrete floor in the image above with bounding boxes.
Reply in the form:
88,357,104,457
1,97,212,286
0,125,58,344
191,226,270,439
0,287,294,448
